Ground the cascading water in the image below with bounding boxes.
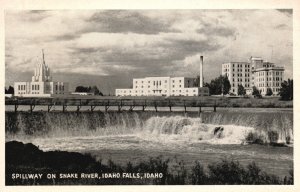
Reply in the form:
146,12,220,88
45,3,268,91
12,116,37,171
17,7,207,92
5,110,293,145
5,110,294,178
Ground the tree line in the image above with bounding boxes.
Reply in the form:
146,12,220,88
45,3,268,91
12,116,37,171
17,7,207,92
5,86,14,94
74,85,103,96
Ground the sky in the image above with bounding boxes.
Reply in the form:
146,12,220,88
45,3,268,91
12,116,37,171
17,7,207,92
5,10,293,94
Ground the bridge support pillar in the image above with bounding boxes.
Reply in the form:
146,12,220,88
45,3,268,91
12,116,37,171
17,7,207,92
30,104,35,113
48,105,52,112
63,105,67,112
14,104,18,112
198,106,202,115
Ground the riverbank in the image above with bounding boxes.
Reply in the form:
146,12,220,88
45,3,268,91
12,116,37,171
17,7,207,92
6,141,293,185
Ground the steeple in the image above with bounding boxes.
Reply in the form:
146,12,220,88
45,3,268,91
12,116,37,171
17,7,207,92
42,49,45,66
31,50,52,82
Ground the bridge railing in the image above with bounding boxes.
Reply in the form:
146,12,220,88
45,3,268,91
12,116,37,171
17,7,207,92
5,97,220,107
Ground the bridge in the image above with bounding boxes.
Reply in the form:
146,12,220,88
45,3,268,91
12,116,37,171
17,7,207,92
5,97,220,113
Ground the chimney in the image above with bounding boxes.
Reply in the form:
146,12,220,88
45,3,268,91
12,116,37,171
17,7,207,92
200,56,203,87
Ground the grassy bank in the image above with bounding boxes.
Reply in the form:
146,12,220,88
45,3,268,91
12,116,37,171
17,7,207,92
6,141,293,185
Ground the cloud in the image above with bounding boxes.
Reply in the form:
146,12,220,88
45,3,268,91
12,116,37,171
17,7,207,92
5,10,293,93
85,10,177,34
277,9,293,16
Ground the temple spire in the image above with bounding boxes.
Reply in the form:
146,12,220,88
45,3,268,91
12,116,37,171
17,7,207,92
42,49,45,66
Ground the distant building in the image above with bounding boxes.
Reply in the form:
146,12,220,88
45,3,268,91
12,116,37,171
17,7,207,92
116,56,209,97
222,57,284,95
116,76,209,96
14,50,69,97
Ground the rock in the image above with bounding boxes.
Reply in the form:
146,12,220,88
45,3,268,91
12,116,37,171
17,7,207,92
213,126,224,138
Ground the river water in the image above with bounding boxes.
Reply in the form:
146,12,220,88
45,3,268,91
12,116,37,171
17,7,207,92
5,108,293,177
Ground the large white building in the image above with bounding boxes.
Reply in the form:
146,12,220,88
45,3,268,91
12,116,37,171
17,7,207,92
116,56,209,97
222,57,284,95
116,76,209,96
14,50,69,97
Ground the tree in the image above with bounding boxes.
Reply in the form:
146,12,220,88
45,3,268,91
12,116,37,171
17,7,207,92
252,86,260,96
75,85,103,96
238,85,246,96
266,88,273,96
193,75,200,87
207,75,231,95
6,86,14,94
91,86,100,95
75,86,88,92
279,79,293,100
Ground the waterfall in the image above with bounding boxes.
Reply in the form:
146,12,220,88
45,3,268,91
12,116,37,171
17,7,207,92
5,111,293,144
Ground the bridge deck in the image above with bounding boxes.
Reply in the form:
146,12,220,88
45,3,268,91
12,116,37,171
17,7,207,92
5,97,219,112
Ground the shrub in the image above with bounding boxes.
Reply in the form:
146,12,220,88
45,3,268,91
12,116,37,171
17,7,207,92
207,159,246,184
191,161,208,184
6,141,293,185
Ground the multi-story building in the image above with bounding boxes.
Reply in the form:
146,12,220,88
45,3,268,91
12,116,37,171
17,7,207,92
116,76,209,97
253,62,284,95
222,57,284,95
14,50,69,97
116,55,209,97
222,62,252,95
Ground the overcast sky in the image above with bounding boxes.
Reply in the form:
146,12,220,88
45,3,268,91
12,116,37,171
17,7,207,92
5,10,292,94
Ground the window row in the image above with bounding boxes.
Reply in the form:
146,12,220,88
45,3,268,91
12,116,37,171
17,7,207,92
55,85,65,91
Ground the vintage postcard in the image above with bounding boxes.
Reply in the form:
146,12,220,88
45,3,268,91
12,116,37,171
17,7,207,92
1,0,299,191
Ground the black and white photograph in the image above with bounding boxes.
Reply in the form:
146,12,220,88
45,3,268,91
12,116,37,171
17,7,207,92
2,2,297,188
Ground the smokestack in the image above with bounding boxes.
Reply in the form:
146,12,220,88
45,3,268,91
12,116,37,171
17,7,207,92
200,55,203,87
